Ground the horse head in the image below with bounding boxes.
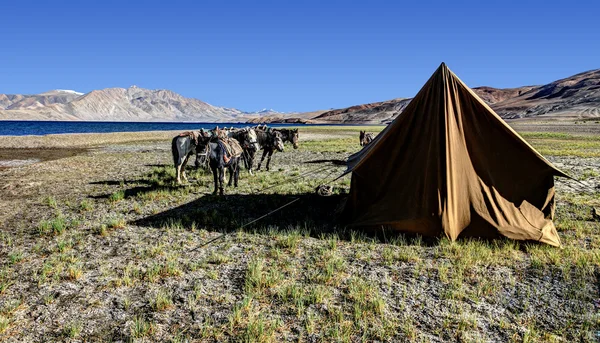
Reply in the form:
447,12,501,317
272,131,285,152
291,129,299,149
246,128,261,151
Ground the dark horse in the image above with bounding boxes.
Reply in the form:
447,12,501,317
172,130,203,184
226,127,260,175
359,131,374,146
253,129,285,171
272,128,299,149
197,132,243,195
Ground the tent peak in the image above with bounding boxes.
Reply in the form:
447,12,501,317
437,62,450,74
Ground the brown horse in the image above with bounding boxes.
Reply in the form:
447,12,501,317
272,128,299,149
253,129,285,171
359,131,374,146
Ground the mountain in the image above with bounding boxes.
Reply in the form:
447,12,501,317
2,68,599,123
311,98,412,124
0,87,279,122
0,90,81,111
471,86,538,104
279,68,600,124
484,69,600,119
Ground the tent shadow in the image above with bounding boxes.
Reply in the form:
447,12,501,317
131,192,455,245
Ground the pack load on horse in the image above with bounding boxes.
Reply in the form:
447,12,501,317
224,127,261,174
192,127,244,195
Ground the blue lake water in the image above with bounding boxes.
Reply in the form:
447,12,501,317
0,120,326,136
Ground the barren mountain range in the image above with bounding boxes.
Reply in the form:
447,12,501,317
297,68,600,124
0,86,281,122
1,68,599,123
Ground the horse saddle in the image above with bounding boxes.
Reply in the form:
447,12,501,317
179,131,199,145
218,138,243,159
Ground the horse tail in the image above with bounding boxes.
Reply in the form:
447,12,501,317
171,136,179,167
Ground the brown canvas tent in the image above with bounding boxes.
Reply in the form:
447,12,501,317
343,63,569,246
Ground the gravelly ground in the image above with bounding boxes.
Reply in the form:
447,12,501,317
0,125,598,342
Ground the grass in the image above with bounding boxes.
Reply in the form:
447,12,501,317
151,289,174,311
63,321,82,338
44,196,57,208
207,252,231,264
79,199,93,212
108,190,125,202
244,258,282,297
106,217,126,229
0,315,10,334
130,316,155,339
38,215,67,236
8,251,23,265
1,125,599,342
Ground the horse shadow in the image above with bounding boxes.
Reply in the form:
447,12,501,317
89,164,209,200
89,179,146,186
133,193,347,237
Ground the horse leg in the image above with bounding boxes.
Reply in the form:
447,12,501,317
176,163,182,184
246,150,255,176
212,166,218,195
242,151,249,170
227,163,234,187
181,154,190,182
266,150,274,171
234,160,239,187
219,167,225,195
257,149,267,171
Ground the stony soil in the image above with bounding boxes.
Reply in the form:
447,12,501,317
0,125,598,342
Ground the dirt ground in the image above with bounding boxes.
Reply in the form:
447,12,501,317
0,123,598,342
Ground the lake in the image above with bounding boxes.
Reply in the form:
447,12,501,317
0,120,311,136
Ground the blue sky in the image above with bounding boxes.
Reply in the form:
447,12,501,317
1,0,598,112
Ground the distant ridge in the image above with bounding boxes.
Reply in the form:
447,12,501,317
2,68,599,123
258,68,600,124
0,87,286,122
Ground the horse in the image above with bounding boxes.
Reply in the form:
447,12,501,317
196,131,243,195
272,128,299,149
253,128,285,171
172,130,202,184
359,130,374,146
226,127,261,175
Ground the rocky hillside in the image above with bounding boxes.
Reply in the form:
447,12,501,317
471,86,538,104
0,87,277,122
312,98,412,124
289,68,600,124
488,69,600,119
0,91,81,112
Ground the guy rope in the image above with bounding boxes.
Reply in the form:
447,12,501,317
187,163,342,252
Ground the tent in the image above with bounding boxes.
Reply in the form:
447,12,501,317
342,63,569,246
